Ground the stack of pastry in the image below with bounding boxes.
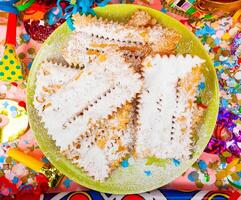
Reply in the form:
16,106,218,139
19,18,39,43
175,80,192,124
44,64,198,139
34,10,205,181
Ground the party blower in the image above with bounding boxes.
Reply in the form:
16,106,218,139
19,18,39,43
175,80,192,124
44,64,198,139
8,148,64,187
0,0,35,81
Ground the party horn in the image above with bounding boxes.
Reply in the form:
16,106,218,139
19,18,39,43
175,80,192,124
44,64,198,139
0,13,23,81
8,148,64,187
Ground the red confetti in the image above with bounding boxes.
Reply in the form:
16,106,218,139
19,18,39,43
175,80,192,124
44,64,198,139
10,82,18,87
197,103,208,109
18,101,26,108
213,46,220,53
238,58,241,65
226,156,234,164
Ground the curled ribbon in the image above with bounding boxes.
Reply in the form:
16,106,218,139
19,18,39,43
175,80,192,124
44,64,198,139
0,0,19,14
47,0,111,30
0,0,35,14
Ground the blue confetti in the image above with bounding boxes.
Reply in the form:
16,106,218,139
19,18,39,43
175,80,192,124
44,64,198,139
27,62,32,70
121,160,129,168
188,171,199,182
12,176,19,184
172,159,180,167
198,82,205,90
10,106,17,111
221,162,227,169
214,38,221,45
237,172,241,177
195,25,215,37
221,98,228,107
160,8,167,13
144,170,152,176
204,25,216,35
214,61,221,66
3,101,9,108
42,157,49,164
50,0,111,30
198,160,207,171
22,34,30,42
0,156,5,163
24,140,29,144
63,179,71,188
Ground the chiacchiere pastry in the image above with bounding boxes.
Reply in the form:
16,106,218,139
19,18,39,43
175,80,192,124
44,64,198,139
62,103,136,181
34,9,206,182
34,60,83,111
135,54,204,160
62,10,181,72
34,51,141,150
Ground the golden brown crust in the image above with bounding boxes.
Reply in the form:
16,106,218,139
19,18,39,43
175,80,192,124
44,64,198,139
127,9,157,27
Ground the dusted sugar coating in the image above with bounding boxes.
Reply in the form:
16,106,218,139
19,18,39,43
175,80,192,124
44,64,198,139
136,54,205,160
34,60,83,112
62,31,151,73
63,10,181,74
34,51,142,150
62,103,136,181
72,13,181,54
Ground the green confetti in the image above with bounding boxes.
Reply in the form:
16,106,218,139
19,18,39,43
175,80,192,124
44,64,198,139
222,151,232,157
205,173,210,182
146,156,168,168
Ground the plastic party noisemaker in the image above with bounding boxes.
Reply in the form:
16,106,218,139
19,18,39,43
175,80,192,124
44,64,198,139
0,13,23,81
0,0,35,81
8,148,64,187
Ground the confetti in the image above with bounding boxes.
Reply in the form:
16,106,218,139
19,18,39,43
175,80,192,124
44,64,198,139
144,170,152,176
121,160,129,168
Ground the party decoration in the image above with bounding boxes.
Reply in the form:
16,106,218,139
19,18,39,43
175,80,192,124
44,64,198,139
0,99,28,143
0,0,19,15
47,0,111,30
162,0,241,22
23,0,67,42
8,148,64,187
0,0,35,14
0,13,23,81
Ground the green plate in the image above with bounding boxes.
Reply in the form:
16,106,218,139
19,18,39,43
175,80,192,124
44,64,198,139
27,4,219,194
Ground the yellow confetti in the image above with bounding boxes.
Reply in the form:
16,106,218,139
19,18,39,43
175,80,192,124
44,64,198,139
221,33,231,40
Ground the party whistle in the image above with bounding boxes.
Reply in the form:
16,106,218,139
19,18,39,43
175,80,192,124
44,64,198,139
8,148,64,187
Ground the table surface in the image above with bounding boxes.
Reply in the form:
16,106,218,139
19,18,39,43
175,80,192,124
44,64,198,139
0,0,241,198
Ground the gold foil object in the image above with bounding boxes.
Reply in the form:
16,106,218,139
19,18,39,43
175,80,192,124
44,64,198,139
0,100,28,143
40,165,65,187
195,0,241,13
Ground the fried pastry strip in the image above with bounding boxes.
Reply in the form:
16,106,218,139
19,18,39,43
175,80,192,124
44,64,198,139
62,103,136,181
136,54,204,160
35,51,141,150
